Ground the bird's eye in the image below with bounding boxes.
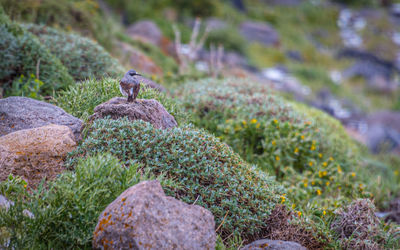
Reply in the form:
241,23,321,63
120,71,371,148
129,72,135,76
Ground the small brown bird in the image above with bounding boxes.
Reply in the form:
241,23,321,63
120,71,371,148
119,69,141,102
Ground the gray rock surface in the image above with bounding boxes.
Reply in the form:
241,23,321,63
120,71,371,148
89,97,177,129
241,239,307,250
240,21,279,46
0,97,82,141
93,180,216,250
126,20,162,46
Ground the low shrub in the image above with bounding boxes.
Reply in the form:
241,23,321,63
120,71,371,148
206,26,247,54
331,199,393,249
24,24,125,81
54,78,188,124
0,153,146,249
176,78,366,209
0,9,73,96
67,118,286,242
0,0,116,50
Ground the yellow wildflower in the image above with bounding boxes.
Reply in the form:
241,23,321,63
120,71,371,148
317,189,321,195
297,211,302,217
280,195,286,203
294,148,299,153
322,162,327,167
310,145,316,151
318,171,323,178
319,153,323,158
323,210,326,216
301,135,305,140
275,156,280,161
256,123,260,129
292,204,296,209
24,184,27,188
309,161,313,167
351,172,356,177
311,181,315,185
273,119,278,124
250,119,258,124
337,165,342,174
242,120,247,126
304,182,308,187
323,171,327,176
326,181,330,186
271,140,276,146
329,157,334,161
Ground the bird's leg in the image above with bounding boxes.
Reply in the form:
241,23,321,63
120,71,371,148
127,95,133,102
133,83,141,102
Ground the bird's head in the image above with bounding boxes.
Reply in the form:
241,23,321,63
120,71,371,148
126,69,141,77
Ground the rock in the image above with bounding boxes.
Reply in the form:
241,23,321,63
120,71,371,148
126,20,162,47
0,124,77,186
92,180,216,250
240,21,280,46
343,60,392,82
366,111,400,153
89,97,177,129
205,18,228,31
367,75,398,93
286,50,303,62
337,49,398,79
118,42,163,78
241,239,306,250
0,97,82,142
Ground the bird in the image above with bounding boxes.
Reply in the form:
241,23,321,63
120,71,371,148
119,69,141,102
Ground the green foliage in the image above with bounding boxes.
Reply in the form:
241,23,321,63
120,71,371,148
0,12,73,96
54,78,189,124
177,78,366,209
0,0,116,50
9,74,44,100
68,118,285,241
206,26,247,54
104,0,218,24
0,154,146,249
24,24,125,81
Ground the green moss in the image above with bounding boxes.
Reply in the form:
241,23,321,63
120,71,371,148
68,118,285,241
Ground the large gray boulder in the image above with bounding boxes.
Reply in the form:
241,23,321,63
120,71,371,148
0,97,82,141
241,239,306,250
240,21,280,46
89,97,177,129
92,180,216,250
